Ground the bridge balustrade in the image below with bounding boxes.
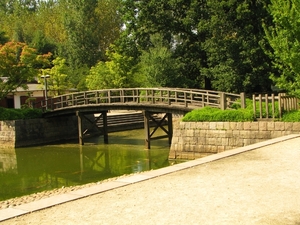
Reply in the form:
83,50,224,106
36,88,244,112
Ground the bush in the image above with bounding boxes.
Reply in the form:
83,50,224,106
281,110,300,122
20,108,43,119
182,107,255,122
0,107,43,120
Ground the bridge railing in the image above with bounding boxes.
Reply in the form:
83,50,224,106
35,88,244,111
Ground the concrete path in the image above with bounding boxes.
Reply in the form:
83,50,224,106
1,134,300,224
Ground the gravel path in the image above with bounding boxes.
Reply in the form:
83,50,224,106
2,136,300,225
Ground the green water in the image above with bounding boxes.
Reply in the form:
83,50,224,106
0,129,179,201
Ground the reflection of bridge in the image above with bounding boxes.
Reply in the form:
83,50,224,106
35,88,245,148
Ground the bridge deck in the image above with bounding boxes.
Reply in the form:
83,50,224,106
34,88,244,117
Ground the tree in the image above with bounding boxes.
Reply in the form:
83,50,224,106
86,45,139,90
119,0,208,88
264,0,300,97
201,0,273,93
118,0,273,92
0,41,51,99
59,0,122,69
137,34,181,87
0,31,8,44
39,57,71,96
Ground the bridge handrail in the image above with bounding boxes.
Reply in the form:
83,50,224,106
34,88,244,112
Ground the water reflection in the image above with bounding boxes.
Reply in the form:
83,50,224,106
0,149,17,174
0,129,178,201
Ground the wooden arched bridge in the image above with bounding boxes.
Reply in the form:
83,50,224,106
34,88,245,148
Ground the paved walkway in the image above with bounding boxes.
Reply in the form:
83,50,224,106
1,134,300,224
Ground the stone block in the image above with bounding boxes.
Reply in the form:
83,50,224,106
209,122,217,130
258,121,267,131
223,122,230,130
267,122,275,130
209,145,218,153
284,122,293,131
236,122,244,130
194,152,203,159
229,122,237,130
217,146,225,153
190,122,197,130
250,122,259,130
168,151,176,159
207,137,216,145
292,122,300,131
216,122,224,130
259,132,271,139
243,139,252,146
243,122,251,130
221,138,229,146
225,130,233,138
275,122,285,131
186,129,194,137
270,130,283,139
239,130,249,138
200,122,209,130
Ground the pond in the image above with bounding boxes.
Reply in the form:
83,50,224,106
0,129,182,201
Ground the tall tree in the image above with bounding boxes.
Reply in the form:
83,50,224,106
118,0,273,92
119,0,208,88
201,0,273,93
264,0,300,97
59,0,122,69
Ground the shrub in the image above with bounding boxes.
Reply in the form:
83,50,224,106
281,110,300,122
0,107,43,120
182,107,255,122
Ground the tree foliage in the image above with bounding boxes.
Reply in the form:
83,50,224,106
59,0,122,69
0,41,51,99
201,0,273,93
0,0,122,91
40,57,71,96
264,0,300,97
137,34,181,87
118,0,273,93
86,45,139,89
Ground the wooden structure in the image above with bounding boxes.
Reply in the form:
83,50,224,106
252,93,299,120
35,88,245,148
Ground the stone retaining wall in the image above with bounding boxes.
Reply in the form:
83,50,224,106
169,121,300,160
0,116,85,148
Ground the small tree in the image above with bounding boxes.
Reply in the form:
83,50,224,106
39,57,71,96
86,45,139,90
0,41,51,99
137,34,181,87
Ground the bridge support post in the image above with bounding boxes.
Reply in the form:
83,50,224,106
144,111,150,149
76,111,108,145
76,111,84,145
143,111,173,149
167,113,173,146
102,111,108,144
